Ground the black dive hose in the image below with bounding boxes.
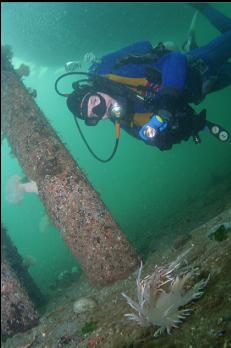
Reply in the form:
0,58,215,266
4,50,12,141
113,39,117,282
54,71,95,97
55,71,120,162
73,115,119,163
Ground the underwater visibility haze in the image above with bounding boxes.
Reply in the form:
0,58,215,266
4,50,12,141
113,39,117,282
1,2,231,347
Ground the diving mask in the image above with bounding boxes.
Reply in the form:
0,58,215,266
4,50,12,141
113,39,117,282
81,92,107,126
81,93,126,126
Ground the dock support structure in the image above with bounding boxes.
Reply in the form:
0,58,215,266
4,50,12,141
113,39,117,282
1,48,139,285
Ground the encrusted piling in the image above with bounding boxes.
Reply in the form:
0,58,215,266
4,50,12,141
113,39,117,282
1,47,139,285
1,256,39,340
1,224,46,307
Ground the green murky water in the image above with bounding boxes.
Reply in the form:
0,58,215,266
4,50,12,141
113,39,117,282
1,2,231,296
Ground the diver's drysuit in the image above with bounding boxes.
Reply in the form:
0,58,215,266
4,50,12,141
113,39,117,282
86,4,231,150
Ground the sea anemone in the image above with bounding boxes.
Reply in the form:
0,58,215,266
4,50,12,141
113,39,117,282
16,63,30,78
73,297,97,315
22,255,37,268
122,248,209,337
6,174,38,204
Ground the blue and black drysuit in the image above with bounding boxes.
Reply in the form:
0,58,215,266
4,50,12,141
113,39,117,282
89,4,231,150
189,4,231,95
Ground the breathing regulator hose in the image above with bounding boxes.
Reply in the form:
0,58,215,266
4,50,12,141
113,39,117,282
55,71,121,162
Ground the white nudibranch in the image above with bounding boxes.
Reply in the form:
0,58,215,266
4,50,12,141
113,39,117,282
122,248,209,337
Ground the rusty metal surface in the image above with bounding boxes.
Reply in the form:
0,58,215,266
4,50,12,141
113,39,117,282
1,51,139,285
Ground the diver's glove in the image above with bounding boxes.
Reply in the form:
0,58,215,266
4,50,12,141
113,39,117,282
158,109,180,130
155,87,181,129
139,115,168,142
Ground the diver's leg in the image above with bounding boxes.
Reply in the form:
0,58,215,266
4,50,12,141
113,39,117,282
188,30,231,97
209,62,231,93
191,3,231,33
189,30,231,73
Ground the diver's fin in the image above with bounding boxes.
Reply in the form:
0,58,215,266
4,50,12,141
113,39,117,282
182,11,199,52
189,10,199,33
189,3,208,13
205,121,230,142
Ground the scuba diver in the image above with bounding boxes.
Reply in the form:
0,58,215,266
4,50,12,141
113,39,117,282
55,3,231,162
